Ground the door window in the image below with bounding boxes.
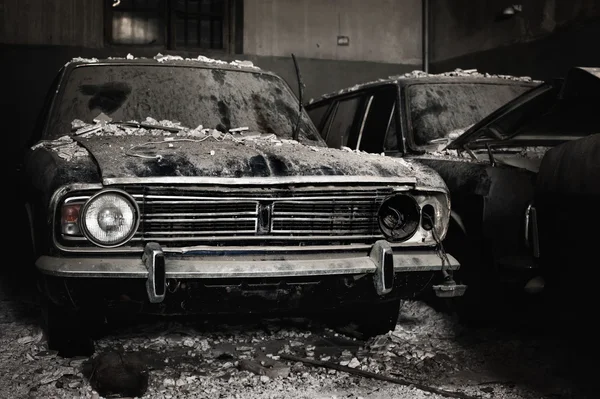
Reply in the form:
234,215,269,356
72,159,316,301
307,103,331,134
358,87,401,153
324,96,365,149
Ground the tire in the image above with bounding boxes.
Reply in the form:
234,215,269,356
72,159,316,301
351,297,402,338
442,221,497,326
42,300,96,358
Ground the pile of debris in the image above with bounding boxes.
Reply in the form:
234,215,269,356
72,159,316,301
65,53,259,70
390,68,538,82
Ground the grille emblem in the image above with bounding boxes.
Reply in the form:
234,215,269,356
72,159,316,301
257,201,273,234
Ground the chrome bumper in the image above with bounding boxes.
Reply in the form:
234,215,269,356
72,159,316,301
37,241,461,302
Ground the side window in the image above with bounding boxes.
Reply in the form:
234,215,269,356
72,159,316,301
307,103,331,134
384,105,400,151
325,96,364,149
358,87,400,153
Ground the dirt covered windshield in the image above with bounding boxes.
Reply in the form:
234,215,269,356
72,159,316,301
407,82,533,147
46,64,322,145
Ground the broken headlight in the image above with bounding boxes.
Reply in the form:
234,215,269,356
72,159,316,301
80,190,139,248
378,194,420,242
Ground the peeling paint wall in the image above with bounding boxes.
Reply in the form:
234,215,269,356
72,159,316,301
431,0,600,62
0,0,104,47
243,0,423,65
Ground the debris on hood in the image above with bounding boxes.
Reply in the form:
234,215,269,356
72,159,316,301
30,135,89,161
340,146,385,156
69,117,280,144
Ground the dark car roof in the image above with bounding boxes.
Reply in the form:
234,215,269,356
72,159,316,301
306,72,540,107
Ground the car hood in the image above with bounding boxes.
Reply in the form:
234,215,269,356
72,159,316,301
61,133,447,190
447,67,600,150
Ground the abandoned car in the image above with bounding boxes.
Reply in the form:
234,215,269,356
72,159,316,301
306,68,597,321
20,56,463,356
535,133,600,321
531,68,600,320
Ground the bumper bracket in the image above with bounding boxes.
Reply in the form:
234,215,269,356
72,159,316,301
143,242,166,303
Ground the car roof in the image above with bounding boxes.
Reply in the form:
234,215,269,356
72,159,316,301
306,71,541,107
63,55,273,76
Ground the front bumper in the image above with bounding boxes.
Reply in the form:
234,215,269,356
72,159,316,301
36,241,463,304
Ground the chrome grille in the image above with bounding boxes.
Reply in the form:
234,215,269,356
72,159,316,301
60,186,395,247
134,192,386,242
140,198,258,237
271,200,381,235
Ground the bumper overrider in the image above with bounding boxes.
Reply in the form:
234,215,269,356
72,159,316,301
36,241,465,307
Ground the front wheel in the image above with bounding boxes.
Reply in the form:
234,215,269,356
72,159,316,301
42,300,96,358
443,221,499,326
341,298,401,338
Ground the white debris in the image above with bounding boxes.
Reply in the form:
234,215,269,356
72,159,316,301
93,112,112,123
347,358,361,369
390,68,540,82
153,53,261,69
31,135,89,161
232,60,257,68
126,53,134,59
65,57,99,66
163,378,176,386
154,53,184,63
195,55,228,65
17,330,43,345
229,127,249,132
199,339,211,351
71,119,87,130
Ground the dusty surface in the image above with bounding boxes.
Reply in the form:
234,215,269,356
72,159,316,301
31,119,447,191
1,279,595,399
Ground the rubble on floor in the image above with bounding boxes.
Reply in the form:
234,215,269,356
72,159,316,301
1,287,589,399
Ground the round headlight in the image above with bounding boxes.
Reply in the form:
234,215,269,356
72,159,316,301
81,190,139,247
378,194,420,242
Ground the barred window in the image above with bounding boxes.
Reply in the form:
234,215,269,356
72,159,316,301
106,0,239,51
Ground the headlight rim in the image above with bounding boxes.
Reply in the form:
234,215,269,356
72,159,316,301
79,189,140,248
377,193,421,243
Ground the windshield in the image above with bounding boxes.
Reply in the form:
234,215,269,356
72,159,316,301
46,64,321,145
407,82,534,147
